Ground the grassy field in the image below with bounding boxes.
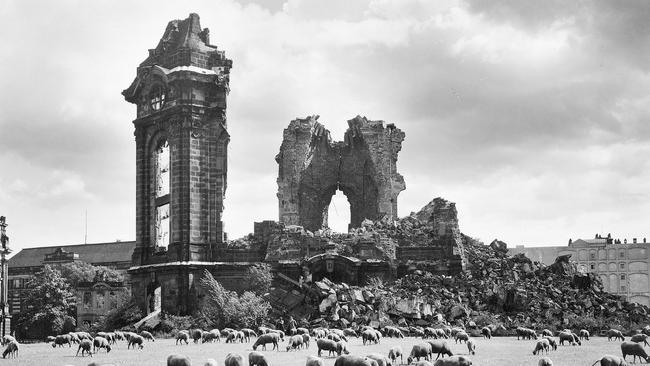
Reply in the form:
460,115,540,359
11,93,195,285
5,335,633,366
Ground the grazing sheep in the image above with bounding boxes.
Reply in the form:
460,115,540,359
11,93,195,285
579,329,590,340
46,336,56,342
317,339,343,357
333,355,375,366
68,332,81,344
296,327,309,335
248,351,269,366
252,333,279,351
141,330,155,342
541,329,553,337
167,354,191,366
128,334,144,349
455,332,469,344
466,339,476,355
113,331,124,340
538,357,553,366
558,331,576,346
590,355,627,366
450,328,465,337
93,337,111,353
306,356,324,366
327,333,344,343
366,353,390,366
2,341,18,359
621,341,649,363
388,346,403,364
425,340,454,360
204,359,218,366
432,355,472,366
225,353,245,366
87,363,117,366
362,329,380,345
412,362,433,366
516,327,538,340
176,331,190,345
343,328,358,338
608,329,625,342
301,334,311,349
543,336,558,351
53,334,73,348
269,329,285,341
76,339,93,357
532,339,550,355
191,329,204,343
287,335,304,351
241,328,257,342
630,333,650,346
480,327,491,339
407,343,433,364
202,330,220,343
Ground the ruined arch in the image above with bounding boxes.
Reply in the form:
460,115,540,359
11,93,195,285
277,115,405,232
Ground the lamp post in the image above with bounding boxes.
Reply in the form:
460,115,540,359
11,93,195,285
0,216,11,337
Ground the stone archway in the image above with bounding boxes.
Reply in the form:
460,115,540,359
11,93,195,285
306,253,361,285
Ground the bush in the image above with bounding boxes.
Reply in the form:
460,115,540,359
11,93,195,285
199,270,270,329
245,263,272,295
95,295,143,331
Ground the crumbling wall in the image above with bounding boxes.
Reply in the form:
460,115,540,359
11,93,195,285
276,115,405,232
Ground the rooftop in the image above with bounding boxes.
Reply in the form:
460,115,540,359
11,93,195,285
8,241,135,269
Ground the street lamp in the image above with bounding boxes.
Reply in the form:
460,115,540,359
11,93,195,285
0,216,12,337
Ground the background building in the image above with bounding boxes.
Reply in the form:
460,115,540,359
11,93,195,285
510,235,650,306
7,241,135,322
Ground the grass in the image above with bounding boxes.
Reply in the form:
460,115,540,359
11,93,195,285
3,335,634,366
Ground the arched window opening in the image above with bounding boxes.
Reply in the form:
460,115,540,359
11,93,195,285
327,190,350,233
150,85,166,111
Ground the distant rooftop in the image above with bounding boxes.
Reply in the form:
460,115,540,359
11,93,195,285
8,241,135,269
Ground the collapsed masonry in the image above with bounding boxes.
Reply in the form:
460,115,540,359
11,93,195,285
267,236,650,331
276,115,405,231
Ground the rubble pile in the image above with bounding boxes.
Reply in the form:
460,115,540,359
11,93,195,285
295,238,649,330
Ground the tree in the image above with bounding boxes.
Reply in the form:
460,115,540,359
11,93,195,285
15,265,76,339
199,270,270,328
59,261,123,287
245,263,272,295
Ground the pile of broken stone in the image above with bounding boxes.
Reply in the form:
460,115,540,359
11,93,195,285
305,236,650,332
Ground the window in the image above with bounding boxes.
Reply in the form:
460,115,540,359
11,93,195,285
619,251,625,259
149,85,166,111
620,263,626,270
590,252,596,260
590,264,595,270
621,285,627,292
621,274,626,280
154,139,170,249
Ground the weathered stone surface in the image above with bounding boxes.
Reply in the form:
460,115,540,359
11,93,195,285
276,115,405,232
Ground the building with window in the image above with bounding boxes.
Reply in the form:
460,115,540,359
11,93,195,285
7,241,135,323
509,235,650,306
76,281,128,326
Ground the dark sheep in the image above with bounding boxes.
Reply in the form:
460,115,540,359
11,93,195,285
76,339,93,357
454,332,469,344
579,329,590,340
249,351,269,366
366,353,390,366
425,340,454,360
2,341,18,359
541,329,553,337
0,335,15,346
301,334,311,349
621,341,649,363
516,327,538,340
252,333,279,351
296,327,309,335
241,328,257,342
608,329,625,342
480,327,491,339
407,343,432,364
343,328,358,338
167,354,191,366
191,329,204,343
466,339,476,355
53,334,73,348
225,353,245,366
202,330,221,343
362,329,379,345
543,336,558,351
630,333,650,346
558,331,576,346
333,355,375,366
128,334,144,349
538,357,553,366
317,338,343,357
433,355,472,366
590,355,627,366
306,356,324,366
176,331,190,345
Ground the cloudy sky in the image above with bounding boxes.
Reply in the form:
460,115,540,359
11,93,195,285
1,0,649,253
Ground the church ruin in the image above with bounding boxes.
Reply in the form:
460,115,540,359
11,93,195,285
123,13,466,316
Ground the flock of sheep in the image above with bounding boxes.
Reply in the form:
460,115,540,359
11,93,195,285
2,324,650,365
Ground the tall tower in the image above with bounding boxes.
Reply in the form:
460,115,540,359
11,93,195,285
123,14,232,315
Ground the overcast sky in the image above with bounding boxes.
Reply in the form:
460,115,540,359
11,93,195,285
1,0,649,253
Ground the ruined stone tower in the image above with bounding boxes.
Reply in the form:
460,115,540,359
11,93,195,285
276,115,406,231
123,13,232,315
